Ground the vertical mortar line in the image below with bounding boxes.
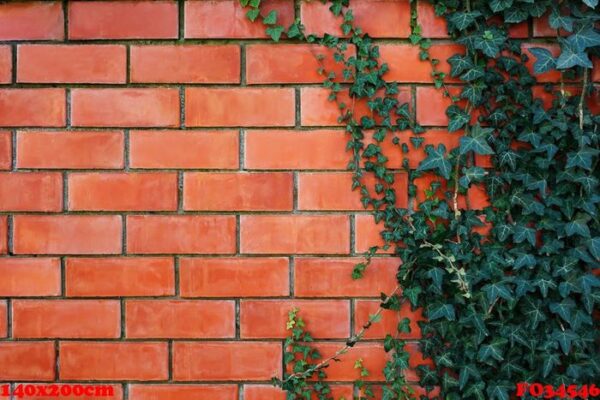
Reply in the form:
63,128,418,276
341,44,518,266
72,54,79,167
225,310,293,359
60,257,66,297
62,171,69,212
292,171,298,211
349,214,356,255
178,0,185,41
11,44,16,84
6,298,11,338
174,256,180,297
289,256,295,298
235,299,240,339
294,87,301,128
54,340,59,385
120,298,126,339
235,214,241,254
62,0,69,40
349,298,355,339
294,0,301,19
122,214,127,255
122,384,128,400
177,171,184,212
238,383,244,400
126,45,131,84
240,44,246,86
179,86,185,129
239,129,245,170
11,129,16,171
65,88,71,128
6,215,12,256
168,340,173,381
124,129,130,171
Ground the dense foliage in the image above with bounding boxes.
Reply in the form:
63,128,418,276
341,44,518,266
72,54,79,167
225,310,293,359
241,0,600,398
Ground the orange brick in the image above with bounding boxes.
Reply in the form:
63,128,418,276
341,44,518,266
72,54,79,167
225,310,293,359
0,301,6,337
245,129,349,170
68,172,177,211
354,299,423,339
17,130,124,169
0,131,10,170
0,342,55,381
416,86,473,126
13,215,122,255
186,88,295,127
126,300,235,339
131,45,240,83
0,258,61,297
184,0,294,39
19,384,123,400
60,342,168,381
240,215,350,254
298,172,408,210
173,342,281,381
0,2,63,40
71,88,180,128
301,0,410,38
13,300,120,339
0,172,62,212
66,257,174,297
18,45,126,83
127,215,236,254
0,46,11,83
244,385,354,400
240,300,350,339
295,257,398,297
0,216,6,254
180,257,289,298
129,130,238,169
129,385,238,400
418,1,448,38
533,12,569,37
0,89,65,127
183,172,293,211
355,214,394,254
68,1,178,39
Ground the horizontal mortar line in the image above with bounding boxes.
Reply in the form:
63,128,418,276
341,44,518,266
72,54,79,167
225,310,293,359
0,379,423,385
0,210,376,215
0,337,416,344
2,295,391,301
0,253,395,259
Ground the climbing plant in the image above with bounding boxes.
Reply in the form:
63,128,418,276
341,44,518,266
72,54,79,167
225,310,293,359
240,0,600,399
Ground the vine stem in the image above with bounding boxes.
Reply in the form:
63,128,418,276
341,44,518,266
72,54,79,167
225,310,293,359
578,68,588,130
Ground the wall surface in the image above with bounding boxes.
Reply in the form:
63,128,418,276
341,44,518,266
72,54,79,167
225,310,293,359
0,1,596,399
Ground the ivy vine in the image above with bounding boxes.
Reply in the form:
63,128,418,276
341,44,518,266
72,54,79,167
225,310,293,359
239,0,600,399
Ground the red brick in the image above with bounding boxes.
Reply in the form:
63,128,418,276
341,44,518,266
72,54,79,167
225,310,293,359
522,43,562,83
298,172,408,210
131,45,240,83
0,131,10,170
127,215,236,254
173,342,281,381
60,342,168,381
0,342,55,381
354,299,423,339
355,214,394,254
13,215,122,255
295,257,398,297
129,130,239,169
0,46,11,83
0,172,62,211
184,172,293,211
0,216,6,254
68,1,178,39
301,0,410,38
416,86,473,126
418,2,448,38
180,257,289,298
18,45,126,83
0,301,6,337
0,89,65,127
0,2,63,40
533,12,568,37
129,385,238,400
66,257,174,297
68,172,177,211
126,300,235,339
17,130,124,169
240,215,350,254
186,88,295,127
185,0,294,39
0,258,61,297
240,300,349,339
244,385,353,400
380,44,463,83
19,384,122,400
245,129,349,170
246,44,350,84
71,89,180,128
12,300,120,339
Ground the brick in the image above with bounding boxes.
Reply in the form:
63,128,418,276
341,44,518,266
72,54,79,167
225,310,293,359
13,215,122,255
418,1,448,38
0,89,65,127
60,342,168,381
0,2,63,40
18,45,126,84
533,12,568,37
244,386,286,400
302,0,410,38
0,258,61,297
294,257,398,297
185,0,294,39
240,300,350,339
180,257,289,298
246,44,350,84
245,129,349,170
126,300,235,339
127,215,236,254
523,43,562,83
17,130,124,169
186,88,295,127
0,342,55,381
240,215,350,254
68,172,178,211
129,385,238,400
0,131,10,170
0,301,6,337
12,300,120,339
354,300,423,339
173,342,281,381
129,130,238,169
183,172,293,211
0,46,11,83
380,44,463,83
298,172,408,210
0,172,62,211
18,384,122,400
355,214,394,254
68,1,178,39
66,257,174,297
131,45,240,83
71,89,180,128
416,86,473,126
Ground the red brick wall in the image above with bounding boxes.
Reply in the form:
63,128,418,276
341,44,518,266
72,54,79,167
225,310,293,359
0,1,594,399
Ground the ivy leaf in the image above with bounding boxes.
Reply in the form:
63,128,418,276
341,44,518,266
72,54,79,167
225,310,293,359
579,274,600,294
474,30,505,57
448,11,481,30
478,338,508,363
461,66,485,81
504,7,528,23
447,105,470,132
496,224,513,242
514,254,536,270
556,40,593,69
246,8,260,21
487,382,511,400
262,10,277,25
566,22,600,51
582,0,598,7
552,329,578,355
588,237,600,260
418,144,452,179
459,166,486,188
426,267,446,291
448,54,473,77
265,25,285,41
427,303,456,321
483,282,513,302
403,286,422,307
542,353,561,377
464,382,486,400
549,300,574,323
459,364,480,390
549,10,574,32
460,127,494,155
528,47,556,74
566,147,598,171
514,225,536,246
499,151,518,170
489,0,513,12
565,219,591,238
523,298,547,329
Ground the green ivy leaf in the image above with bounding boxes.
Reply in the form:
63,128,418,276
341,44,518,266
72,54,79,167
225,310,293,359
583,0,598,7
549,10,574,32
266,25,285,41
556,40,593,69
514,225,536,246
552,329,578,355
482,282,513,302
428,303,456,321
448,11,481,30
588,237,600,260
565,219,591,238
460,126,494,155
489,0,513,12
418,144,452,179
246,8,260,22
263,10,277,25
477,338,508,363
447,105,470,132
528,47,556,74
